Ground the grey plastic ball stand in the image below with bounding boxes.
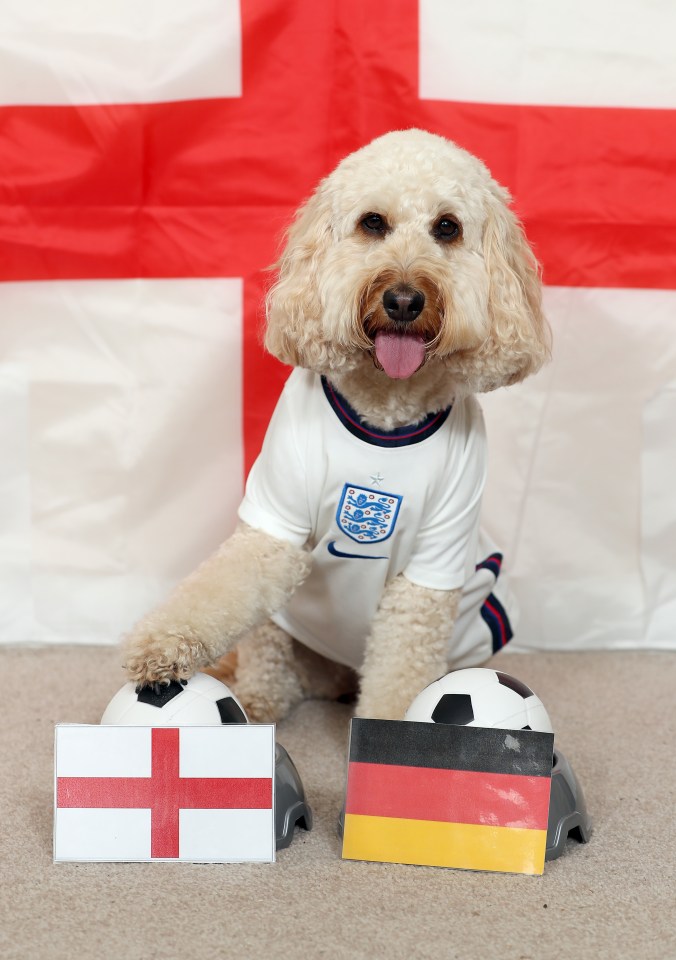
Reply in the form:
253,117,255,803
545,748,592,861
275,743,313,850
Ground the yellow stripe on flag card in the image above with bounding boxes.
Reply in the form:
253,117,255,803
343,814,548,875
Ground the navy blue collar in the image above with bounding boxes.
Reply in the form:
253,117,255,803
321,377,451,448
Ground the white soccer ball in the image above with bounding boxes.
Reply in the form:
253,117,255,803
101,672,248,725
404,667,553,733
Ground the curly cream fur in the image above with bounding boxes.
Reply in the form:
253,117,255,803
357,577,461,720
124,129,549,721
233,622,357,722
123,523,311,688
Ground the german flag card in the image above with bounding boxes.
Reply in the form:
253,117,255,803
342,718,554,875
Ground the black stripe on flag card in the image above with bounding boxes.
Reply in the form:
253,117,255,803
348,718,554,777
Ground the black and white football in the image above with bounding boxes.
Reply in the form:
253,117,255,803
100,672,248,725
404,667,552,733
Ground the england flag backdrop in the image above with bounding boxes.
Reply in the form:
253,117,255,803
1,1,674,652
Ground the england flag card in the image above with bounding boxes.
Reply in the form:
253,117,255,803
54,724,276,863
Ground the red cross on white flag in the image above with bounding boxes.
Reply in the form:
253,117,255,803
1,1,675,653
54,725,276,862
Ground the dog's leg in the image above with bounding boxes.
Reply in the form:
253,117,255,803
234,625,358,722
123,523,311,688
233,621,305,722
356,575,461,720
291,641,359,703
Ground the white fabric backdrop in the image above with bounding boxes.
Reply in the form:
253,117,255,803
0,279,244,645
420,0,676,109
481,287,676,651
1,0,241,104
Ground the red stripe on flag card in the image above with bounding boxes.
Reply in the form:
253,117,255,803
345,761,551,831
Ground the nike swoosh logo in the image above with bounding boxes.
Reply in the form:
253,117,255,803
327,540,387,560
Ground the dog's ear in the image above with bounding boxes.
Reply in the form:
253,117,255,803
476,187,551,388
265,185,333,368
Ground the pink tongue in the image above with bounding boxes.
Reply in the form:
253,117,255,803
374,331,426,379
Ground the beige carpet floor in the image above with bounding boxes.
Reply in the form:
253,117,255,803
1,645,675,960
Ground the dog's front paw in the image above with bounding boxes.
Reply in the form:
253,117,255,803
123,633,209,689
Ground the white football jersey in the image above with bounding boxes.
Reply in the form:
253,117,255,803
238,368,512,669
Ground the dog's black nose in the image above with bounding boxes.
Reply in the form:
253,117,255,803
382,286,425,323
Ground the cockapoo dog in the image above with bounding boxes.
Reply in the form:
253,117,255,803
124,129,550,722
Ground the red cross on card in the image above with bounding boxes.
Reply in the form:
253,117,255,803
54,725,276,862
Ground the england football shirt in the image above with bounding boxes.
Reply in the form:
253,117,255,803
238,368,501,669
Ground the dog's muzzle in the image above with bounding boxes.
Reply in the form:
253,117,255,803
373,285,427,379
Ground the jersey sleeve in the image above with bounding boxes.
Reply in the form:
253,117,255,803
237,377,312,547
403,398,487,591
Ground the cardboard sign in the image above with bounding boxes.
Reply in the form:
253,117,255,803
342,718,554,875
54,724,276,862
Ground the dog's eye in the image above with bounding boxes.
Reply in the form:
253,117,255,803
360,213,389,236
433,217,462,243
